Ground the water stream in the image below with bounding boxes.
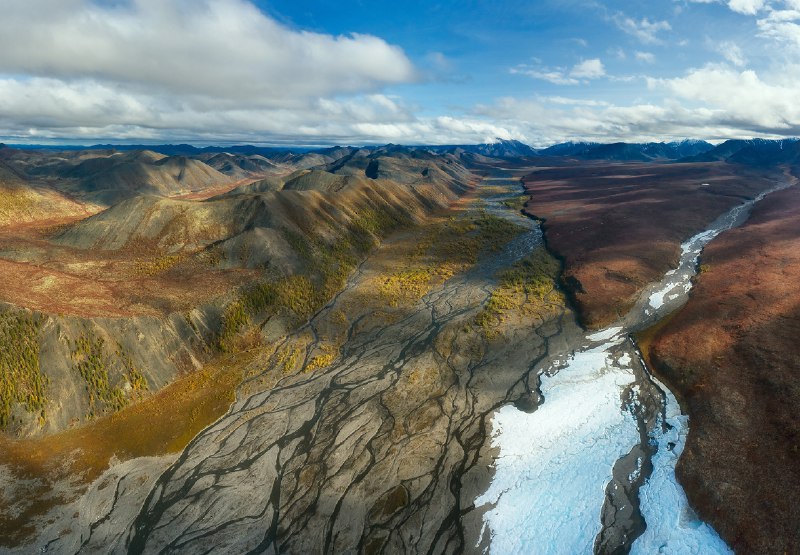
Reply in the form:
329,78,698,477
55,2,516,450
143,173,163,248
475,182,792,554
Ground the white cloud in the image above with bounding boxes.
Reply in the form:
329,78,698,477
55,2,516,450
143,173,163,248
543,96,611,107
475,58,800,146
728,0,767,14
613,15,671,44
2,0,800,147
476,93,793,147
714,41,747,66
512,59,605,85
757,8,800,48
0,0,415,105
653,64,800,130
511,66,579,85
0,75,528,146
0,0,433,144
635,52,656,63
570,59,606,78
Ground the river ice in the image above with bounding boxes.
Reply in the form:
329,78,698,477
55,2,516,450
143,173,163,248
630,376,732,555
476,187,789,554
475,339,640,554
476,335,732,555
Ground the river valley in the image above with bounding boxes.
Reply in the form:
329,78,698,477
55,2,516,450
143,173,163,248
11,167,789,555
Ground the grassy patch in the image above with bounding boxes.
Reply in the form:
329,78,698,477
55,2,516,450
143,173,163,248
132,254,183,277
274,342,304,375
475,248,563,336
500,195,529,212
380,268,440,307
0,187,35,223
376,212,524,310
306,342,339,372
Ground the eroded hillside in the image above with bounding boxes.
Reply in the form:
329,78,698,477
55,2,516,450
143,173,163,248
0,146,473,438
0,145,485,547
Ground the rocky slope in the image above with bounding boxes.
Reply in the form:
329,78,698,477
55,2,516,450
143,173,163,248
522,162,780,328
0,147,243,206
0,148,482,548
644,184,800,553
0,150,473,438
0,160,92,225
10,168,573,554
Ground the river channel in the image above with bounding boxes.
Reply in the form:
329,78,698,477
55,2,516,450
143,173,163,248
22,170,786,555
474,179,791,554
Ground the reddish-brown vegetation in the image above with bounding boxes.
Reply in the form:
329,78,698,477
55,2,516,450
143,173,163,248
522,162,779,328
0,222,259,318
645,185,800,553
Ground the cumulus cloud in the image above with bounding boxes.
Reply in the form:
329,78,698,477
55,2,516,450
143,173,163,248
570,59,606,79
613,15,671,44
713,41,747,66
0,0,434,144
512,59,606,85
0,0,414,104
4,0,800,147
728,0,767,14
652,64,800,130
757,7,800,48
0,75,524,146
635,52,656,63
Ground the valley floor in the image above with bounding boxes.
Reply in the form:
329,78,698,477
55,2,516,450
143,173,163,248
5,156,798,554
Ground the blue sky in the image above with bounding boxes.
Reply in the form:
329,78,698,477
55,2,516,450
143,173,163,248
0,0,798,146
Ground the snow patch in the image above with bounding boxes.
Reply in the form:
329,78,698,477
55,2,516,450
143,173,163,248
587,326,623,343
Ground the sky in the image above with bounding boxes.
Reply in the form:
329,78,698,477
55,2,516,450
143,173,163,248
0,0,799,146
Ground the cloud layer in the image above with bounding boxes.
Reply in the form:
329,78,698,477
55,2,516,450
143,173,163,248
0,0,449,143
1,0,800,145
0,0,414,103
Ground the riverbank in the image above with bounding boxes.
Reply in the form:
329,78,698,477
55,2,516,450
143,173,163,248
646,183,800,553
522,162,781,329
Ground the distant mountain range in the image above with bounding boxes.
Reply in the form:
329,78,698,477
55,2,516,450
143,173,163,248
537,139,715,161
683,138,800,165
3,137,799,164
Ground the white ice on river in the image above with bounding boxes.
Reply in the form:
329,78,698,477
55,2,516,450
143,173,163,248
475,332,732,554
630,375,732,555
586,326,623,342
475,338,640,554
